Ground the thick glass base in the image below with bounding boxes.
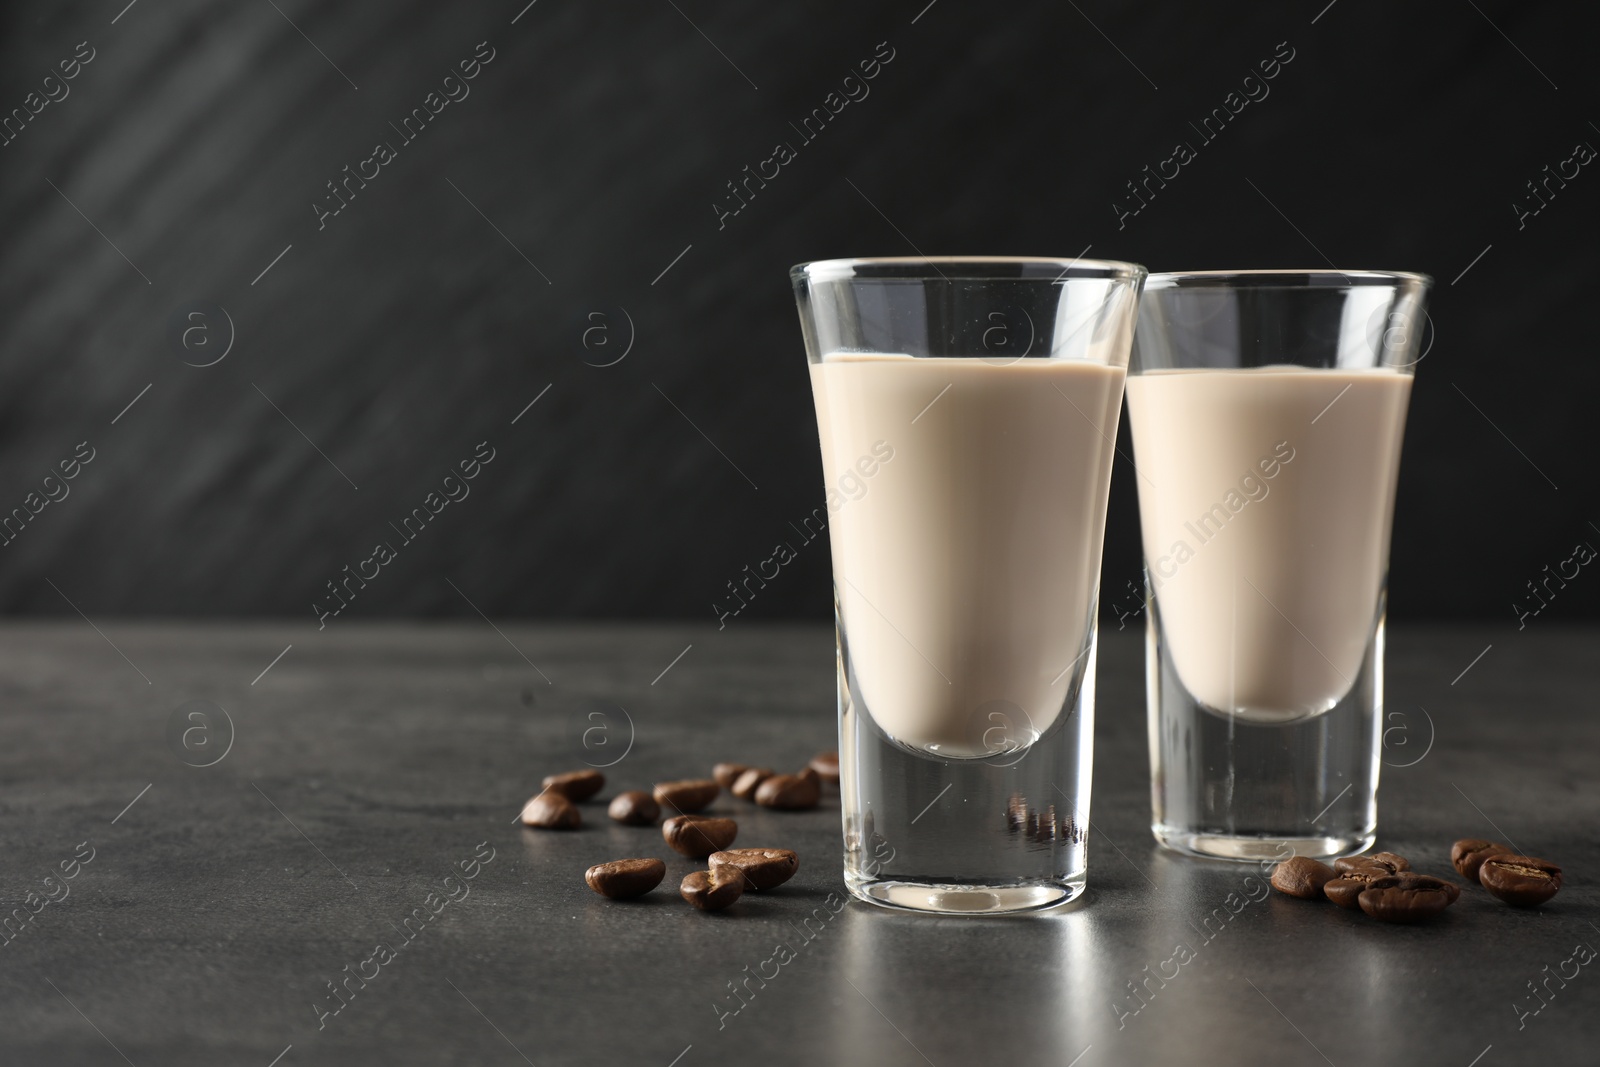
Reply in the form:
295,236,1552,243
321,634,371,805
1152,827,1376,862
837,613,1098,917
1147,596,1384,861
847,875,1084,915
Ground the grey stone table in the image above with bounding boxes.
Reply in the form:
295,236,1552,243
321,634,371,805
1,621,1596,1066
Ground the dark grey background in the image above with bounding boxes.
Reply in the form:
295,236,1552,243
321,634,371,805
1,0,1594,628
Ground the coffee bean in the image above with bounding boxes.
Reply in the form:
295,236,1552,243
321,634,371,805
1333,862,1387,884
1334,851,1409,875
654,779,720,814
608,790,660,826
521,791,580,829
585,858,666,899
756,769,821,810
713,763,750,789
680,868,743,911
1451,838,1511,880
1323,877,1364,909
731,768,774,800
1358,873,1460,923
1479,854,1562,907
809,751,840,783
710,848,799,891
541,770,604,802
662,815,738,858
1375,872,1461,904
1323,864,1395,909
1270,857,1337,899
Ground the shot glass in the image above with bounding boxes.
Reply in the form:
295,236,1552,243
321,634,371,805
791,256,1146,913
1127,270,1432,861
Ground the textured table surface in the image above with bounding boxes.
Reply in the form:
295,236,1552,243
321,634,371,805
1,621,1595,1066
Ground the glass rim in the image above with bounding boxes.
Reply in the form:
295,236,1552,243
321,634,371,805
791,256,1148,283
1145,269,1432,289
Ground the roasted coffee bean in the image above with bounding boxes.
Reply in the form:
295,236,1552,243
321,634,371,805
756,769,822,810
731,768,774,800
710,848,799,891
654,779,720,814
713,763,750,789
809,751,840,783
1333,862,1385,885
1323,863,1395,909
1323,877,1364,909
1358,873,1460,922
541,770,604,802
1334,851,1408,875
1375,872,1461,904
607,790,660,826
681,868,743,911
662,815,738,859
1479,854,1563,907
521,791,580,829
1452,838,1512,881
585,858,666,899
1270,857,1337,899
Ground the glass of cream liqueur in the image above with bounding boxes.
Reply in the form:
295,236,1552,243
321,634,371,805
1126,269,1432,861
791,256,1146,914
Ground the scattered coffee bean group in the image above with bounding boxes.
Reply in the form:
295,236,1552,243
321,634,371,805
519,752,836,914
1270,838,1565,922
1323,852,1413,912
537,763,1572,924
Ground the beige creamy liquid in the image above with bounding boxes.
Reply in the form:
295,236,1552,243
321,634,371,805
1124,367,1412,721
810,353,1125,756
